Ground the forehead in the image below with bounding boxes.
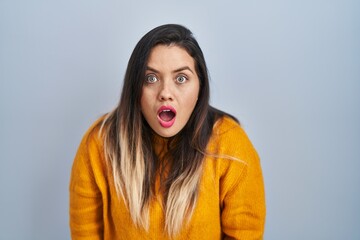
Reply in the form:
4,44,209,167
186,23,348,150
147,44,195,71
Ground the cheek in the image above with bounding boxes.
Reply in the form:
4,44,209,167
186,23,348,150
140,88,151,108
140,95,151,122
184,88,199,112
140,99,149,119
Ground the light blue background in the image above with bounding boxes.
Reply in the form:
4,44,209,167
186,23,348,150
1,0,359,239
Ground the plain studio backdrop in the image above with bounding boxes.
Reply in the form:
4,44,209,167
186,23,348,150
0,0,359,239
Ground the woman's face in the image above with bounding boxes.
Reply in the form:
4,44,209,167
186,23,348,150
141,44,200,138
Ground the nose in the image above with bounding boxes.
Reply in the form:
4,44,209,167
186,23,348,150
158,81,173,101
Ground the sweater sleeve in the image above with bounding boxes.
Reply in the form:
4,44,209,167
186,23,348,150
69,127,104,240
219,124,266,240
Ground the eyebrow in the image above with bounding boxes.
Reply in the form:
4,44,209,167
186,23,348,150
146,66,194,74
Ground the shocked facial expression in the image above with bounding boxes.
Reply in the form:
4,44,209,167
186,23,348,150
141,44,200,138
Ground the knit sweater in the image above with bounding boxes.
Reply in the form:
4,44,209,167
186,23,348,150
69,116,266,239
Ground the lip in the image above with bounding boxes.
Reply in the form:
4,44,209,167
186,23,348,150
157,105,176,128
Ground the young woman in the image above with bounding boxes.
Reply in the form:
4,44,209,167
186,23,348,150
69,24,266,239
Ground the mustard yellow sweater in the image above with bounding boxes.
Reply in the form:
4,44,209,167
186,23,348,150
69,116,266,239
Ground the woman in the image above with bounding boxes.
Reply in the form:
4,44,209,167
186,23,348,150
69,24,266,239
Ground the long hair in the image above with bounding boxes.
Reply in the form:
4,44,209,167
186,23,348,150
99,24,236,237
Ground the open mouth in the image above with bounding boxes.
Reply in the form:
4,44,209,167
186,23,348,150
157,106,176,128
159,109,175,122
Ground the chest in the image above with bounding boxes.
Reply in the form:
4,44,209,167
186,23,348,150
106,160,223,239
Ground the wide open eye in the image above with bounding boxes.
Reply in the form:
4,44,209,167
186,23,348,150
145,74,158,83
176,75,188,84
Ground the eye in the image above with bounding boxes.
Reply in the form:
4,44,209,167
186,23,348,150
176,75,188,84
145,74,158,83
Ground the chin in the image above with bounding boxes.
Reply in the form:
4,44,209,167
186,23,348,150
154,127,181,138
156,131,177,138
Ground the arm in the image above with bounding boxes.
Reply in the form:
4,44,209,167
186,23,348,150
221,159,266,239
220,126,266,239
69,129,104,240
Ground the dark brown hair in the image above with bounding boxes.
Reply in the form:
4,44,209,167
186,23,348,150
100,24,237,236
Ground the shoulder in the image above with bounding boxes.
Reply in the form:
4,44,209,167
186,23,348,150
206,115,261,181
209,116,258,161
204,116,264,201
212,115,241,136
80,115,106,148
72,115,107,175
70,115,109,189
